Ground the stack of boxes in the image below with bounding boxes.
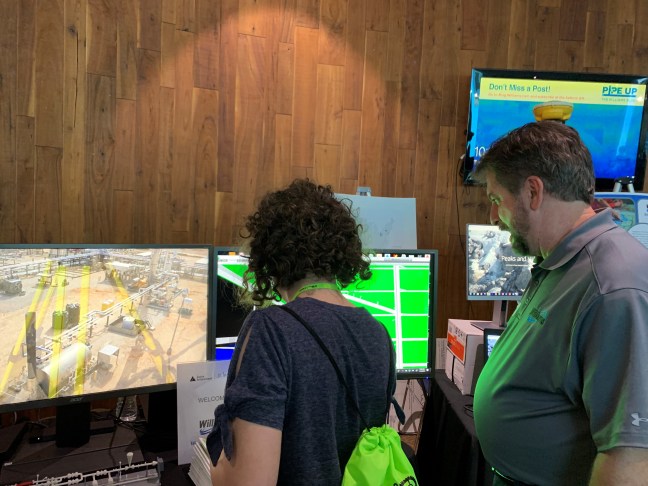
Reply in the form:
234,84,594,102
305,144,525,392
444,319,489,395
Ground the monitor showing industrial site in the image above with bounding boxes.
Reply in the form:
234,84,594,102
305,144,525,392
0,245,214,412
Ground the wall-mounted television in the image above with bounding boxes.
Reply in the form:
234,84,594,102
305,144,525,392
463,68,648,191
0,245,215,459
466,225,535,328
214,249,438,378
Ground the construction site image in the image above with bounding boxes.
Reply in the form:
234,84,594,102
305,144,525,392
0,247,210,408
217,252,431,371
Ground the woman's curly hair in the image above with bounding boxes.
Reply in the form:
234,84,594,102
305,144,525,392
240,179,371,305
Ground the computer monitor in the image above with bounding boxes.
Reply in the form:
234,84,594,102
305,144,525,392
342,250,438,378
466,224,535,329
214,249,438,378
214,249,252,360
0,245,215,448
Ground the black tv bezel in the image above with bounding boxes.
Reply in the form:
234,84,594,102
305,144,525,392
0,243,216,414
463,68,648,192
213,247,439,379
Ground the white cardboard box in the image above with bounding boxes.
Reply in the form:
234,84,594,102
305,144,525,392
445,319,488,395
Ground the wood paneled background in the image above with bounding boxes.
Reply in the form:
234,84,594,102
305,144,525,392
1,0,647,339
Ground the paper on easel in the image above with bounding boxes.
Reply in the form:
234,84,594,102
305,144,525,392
177,360,229,465
335,194,417,249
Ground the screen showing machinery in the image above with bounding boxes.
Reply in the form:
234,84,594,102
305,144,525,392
215,249,438,378
0,245,215,413
466,224,535,300
463,68,648,191
466,225,535,328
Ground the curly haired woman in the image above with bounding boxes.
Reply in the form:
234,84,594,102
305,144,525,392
207,179,395,485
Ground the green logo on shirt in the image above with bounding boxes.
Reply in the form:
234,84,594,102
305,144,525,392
527,308,548,325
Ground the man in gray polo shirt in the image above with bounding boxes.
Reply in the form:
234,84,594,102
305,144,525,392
472,121,648,485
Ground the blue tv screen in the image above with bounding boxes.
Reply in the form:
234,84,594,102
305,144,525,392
463,68,648,191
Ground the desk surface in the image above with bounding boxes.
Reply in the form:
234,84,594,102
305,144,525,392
416,370,493,486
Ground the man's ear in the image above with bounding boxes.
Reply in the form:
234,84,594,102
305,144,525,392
525,176,544,210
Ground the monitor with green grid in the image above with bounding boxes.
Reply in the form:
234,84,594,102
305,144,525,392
215,248,437,378
342,250,437,378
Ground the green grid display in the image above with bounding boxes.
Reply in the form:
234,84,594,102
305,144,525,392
217,258,431,370
342,263,430,369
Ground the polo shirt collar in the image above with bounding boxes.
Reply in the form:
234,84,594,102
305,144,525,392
538,208,617,271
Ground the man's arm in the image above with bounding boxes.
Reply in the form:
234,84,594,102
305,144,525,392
211,418,282,486
589,447,648,485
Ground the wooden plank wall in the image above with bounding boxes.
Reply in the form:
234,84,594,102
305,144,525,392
1,0,647,339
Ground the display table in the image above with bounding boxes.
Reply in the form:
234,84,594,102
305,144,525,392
0,418,192,485
416,370,494,486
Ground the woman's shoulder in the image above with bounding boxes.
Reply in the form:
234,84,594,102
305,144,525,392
289,299,387,336
246,300,387,341
289,297,370,318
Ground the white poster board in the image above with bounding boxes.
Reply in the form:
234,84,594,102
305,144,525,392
593,192,648,248
335,194,417,249
176,360,230,465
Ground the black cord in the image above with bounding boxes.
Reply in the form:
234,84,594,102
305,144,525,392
455,153,477,320
455,154,466,257
450,355,456,384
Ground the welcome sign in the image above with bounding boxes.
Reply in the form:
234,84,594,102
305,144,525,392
177,360,229,465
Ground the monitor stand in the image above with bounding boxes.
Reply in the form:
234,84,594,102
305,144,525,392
27,402,115,447
470,301,509,331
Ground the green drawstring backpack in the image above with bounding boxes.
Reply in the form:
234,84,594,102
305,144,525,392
279,306,419,486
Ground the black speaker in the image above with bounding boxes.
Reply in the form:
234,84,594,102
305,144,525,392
140,389,178,452
56,402,91,447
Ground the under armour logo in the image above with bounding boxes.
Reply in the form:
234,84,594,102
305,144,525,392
631,413,648,426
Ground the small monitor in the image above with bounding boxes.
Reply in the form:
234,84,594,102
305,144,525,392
466,224,535,328
483,328,504,363
214,249,252,359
